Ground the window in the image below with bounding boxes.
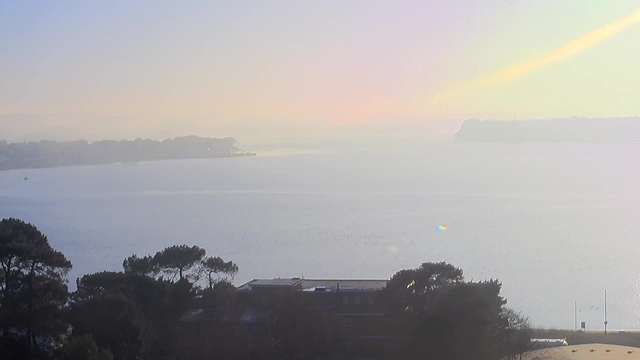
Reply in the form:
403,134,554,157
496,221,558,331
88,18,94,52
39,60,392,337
342,318,356,327
353,295,360,304
342,295,349,305
367,295,375,305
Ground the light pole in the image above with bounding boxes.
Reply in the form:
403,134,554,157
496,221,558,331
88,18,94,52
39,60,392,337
604,289,608,335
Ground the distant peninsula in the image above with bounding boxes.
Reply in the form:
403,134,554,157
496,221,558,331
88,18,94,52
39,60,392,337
0,136,255,171
454,117,640,143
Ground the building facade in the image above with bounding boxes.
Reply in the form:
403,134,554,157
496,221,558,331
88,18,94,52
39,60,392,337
236,278,404,359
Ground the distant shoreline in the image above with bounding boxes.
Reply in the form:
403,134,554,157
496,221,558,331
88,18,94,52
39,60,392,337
0,135,256,172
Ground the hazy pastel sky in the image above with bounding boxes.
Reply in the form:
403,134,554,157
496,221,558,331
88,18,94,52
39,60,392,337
1,1,639,141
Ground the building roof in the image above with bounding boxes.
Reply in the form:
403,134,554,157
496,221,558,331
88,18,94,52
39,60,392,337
244,278,303,288
236,278,387,292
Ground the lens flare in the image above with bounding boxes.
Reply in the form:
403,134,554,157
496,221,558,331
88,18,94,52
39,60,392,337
425,7,640,106
437,225,448,231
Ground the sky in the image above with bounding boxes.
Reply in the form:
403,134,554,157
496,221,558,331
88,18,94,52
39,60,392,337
0,1,639,143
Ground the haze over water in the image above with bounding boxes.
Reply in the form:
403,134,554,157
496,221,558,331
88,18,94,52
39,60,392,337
1,141,639,330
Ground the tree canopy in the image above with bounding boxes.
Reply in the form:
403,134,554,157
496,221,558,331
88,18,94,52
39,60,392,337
200,256,239,289
382,262,531,360
0,218,72,359
58,334,114,360
122,255,157,277
152,245,206,281
381,261,463,318
1,218,535,360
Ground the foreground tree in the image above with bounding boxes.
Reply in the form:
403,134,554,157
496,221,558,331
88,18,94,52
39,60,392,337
406,281,506,360
11,275,69,355
200,256,239,289
68,294,152,360
0,218,72,358
382,262,529,360
71,271,191,360
381,261,463,318
74,271,172,315
57,334,114,360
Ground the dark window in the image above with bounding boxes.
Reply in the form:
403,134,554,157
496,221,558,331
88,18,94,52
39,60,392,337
342,318,356,327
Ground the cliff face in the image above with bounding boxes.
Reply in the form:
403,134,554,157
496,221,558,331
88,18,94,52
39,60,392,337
454,117,640,143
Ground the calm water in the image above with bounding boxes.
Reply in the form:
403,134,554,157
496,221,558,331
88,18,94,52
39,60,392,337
1,142,640,329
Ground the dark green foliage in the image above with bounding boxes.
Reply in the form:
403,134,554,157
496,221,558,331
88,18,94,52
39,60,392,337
0,218,72,359
383,262,532,360
2,217,535,360
57,335,113,360
10,275,69,351
68,246,243,359
68,294,151,360
0,336,27,359
200,256,239,289
71,271,192,360
1,219,249,360
381,261,463,318
123,255,157,276
170,279,195,318
152,245,206,281
69,248,239,360
75,271,173,316
406,281,506,360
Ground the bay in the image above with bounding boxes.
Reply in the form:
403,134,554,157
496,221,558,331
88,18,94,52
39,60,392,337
1,142,639,330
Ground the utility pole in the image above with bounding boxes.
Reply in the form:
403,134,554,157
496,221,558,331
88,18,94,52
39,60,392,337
604,289,608,335
574,301,577,331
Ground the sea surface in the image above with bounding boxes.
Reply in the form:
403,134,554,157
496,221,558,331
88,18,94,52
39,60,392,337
1,142,640,330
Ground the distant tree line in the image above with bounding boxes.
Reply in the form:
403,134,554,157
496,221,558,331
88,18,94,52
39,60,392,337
0,136,255,171
0,218,533,360
454,117,640,143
